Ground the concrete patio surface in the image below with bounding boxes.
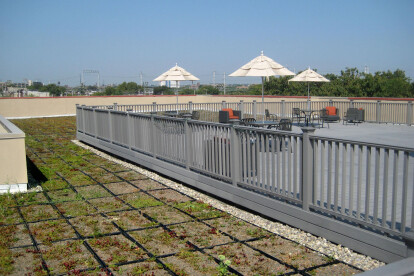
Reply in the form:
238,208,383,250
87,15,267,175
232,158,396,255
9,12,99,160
292,122,414,148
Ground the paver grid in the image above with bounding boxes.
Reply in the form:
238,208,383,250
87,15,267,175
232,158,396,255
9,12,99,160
0,116,363,275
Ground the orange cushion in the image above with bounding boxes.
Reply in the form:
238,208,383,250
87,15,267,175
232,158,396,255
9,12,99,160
325,106,336,116
222,108,234,116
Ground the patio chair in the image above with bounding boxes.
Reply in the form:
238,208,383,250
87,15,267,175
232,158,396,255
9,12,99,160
320,107,340,128
240,117,256,125
278,118,292,131
343,108,365,125
265,109,278,121
191,111,200,120
219,108,241,123
292,108,305,125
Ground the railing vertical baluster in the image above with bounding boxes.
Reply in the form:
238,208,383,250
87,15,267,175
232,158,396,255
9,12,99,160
281,100,286,118
391,150,399,230
382,149,389,227
108,110,113,143
150,115,156,158
294,137,299,200
266,134,270,190
320,141,326,208
349,144,355,216
373,147,381,224
256,132,261,188
401,152,409,233
240,100,244,119
272,134,276,192
357,145,363,219
230,126,240,186
253,100,257,120
127,112,133,150
341,143,347,215
287,137,292,196
185,119,191,170
334,142,340,212
365,147,372,222
327,141,332,211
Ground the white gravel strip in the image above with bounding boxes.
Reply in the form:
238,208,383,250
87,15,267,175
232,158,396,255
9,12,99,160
72,139,384,271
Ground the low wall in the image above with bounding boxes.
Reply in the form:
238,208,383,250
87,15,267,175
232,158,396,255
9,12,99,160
0,94,412,119
0,95,307,118
0,115,27,193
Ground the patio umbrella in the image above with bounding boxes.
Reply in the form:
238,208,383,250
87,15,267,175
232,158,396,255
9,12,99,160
229,51,295,122
288,67,330,109
153,63,199,113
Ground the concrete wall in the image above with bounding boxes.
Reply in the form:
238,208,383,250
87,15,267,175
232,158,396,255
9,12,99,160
0,115,27,193
0,95,307,118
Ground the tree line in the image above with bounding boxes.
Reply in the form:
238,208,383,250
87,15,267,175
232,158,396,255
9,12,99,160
260,68,414,98
27,68,414,98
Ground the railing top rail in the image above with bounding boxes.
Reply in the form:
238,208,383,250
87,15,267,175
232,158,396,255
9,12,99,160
310,134,414,152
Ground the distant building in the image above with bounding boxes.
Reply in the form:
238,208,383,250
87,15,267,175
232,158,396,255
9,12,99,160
26,91,50,97
160,80,180,88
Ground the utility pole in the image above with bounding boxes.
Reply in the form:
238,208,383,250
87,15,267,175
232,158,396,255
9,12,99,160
223,72,226,95
213,71,216,87
140,72,143,87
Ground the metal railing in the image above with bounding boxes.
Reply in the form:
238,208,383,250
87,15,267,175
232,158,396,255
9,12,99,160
87,99,414,125
76,104,414,263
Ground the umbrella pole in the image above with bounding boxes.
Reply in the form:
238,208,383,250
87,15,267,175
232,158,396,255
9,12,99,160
307,83,310,110
262,77,265,123
176,81,179,114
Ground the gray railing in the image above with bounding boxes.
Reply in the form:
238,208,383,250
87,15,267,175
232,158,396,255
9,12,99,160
76,104,414,263
89,99,414,125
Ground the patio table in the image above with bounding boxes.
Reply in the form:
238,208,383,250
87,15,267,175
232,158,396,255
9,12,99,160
247,120,280,129
300,109,319,126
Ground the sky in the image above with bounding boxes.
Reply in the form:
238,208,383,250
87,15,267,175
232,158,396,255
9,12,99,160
1,0,413,87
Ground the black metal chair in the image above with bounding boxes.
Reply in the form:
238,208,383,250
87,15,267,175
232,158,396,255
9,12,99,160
278,119,293,131
343,108,364,125
240,117,256,125
191,111,200,120
292,108,305,125
265,109,278,121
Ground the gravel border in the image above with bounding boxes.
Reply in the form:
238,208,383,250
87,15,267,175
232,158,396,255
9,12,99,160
72,139,384,271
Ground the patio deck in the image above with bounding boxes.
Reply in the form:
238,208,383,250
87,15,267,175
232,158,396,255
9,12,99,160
292,122,414,148
0,116,369,275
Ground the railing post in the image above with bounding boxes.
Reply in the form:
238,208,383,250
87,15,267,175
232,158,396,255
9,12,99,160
376,100,381,124
240,100,244,119
329,99,333,106
281,100,286,118
127,111,133,150
222,101,226,109
301,127,316,211
114,102,118,111
185,119,191,170
81,105,86,134
189,101,193,113
108,110,113,143
152,102,157,114
253,100,257,120
406,101,413,126
350,99,354,108
150,114,156,158
230,126,240,186
93,108,98,138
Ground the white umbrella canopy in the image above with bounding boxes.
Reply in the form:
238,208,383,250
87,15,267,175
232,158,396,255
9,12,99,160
229,51,295,121
288,67,330,108
153,63,199,82
153,64,199,112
